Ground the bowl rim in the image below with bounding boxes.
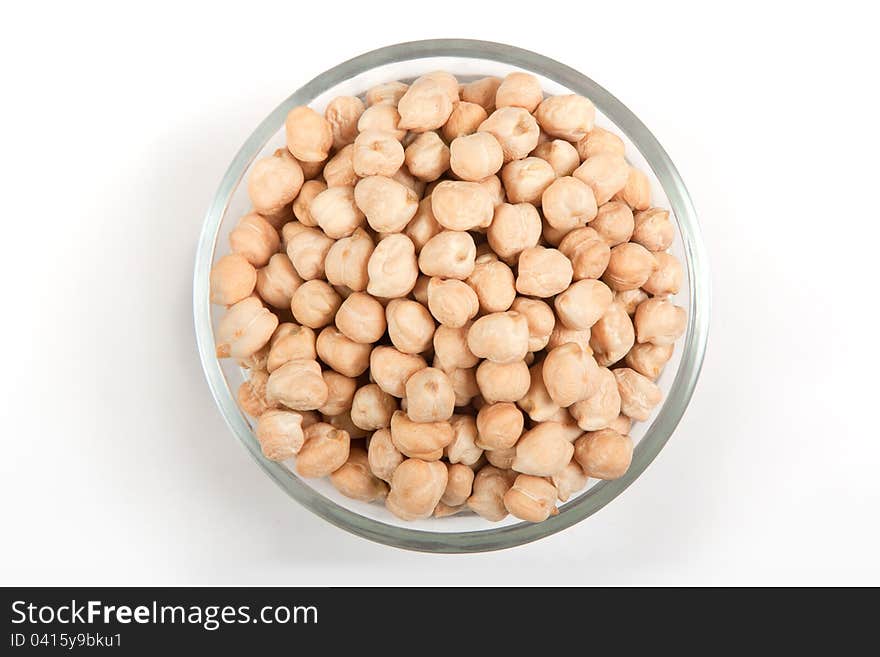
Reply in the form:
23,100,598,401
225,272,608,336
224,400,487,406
193,38,711,553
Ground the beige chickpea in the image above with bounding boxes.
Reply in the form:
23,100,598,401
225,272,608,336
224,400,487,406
290,280,341,329
285,106,333,162
643,252,683,296
576,126,626,161
449,132,504,182
369,347,426,398
607,414,632,436
350,384,397,432
555,279,614,330
466,465,514,521
547,325,592,353
229,212,280,267
615,288,649,316
591,201,634,247
267,323,316,372
365,81,409,107
324,96,365,149
392,166,426,199
420,71,459,104
632,208,674,252
512,422,575,477
603,242,657,291
446,365,480,407
266,359,328,411
357,104,407,141
478,107,540,162
404,131,450,182
574,429,633,479
366,233,418,299
324,228,373,292
316,327,372,378
615,166,651,211
255,409,304,461
475,360,530,403
390,411,453,460
487,203,542,261
475,402,524,450
542,342,600,407
504,475,558,522
461,76,502,113
397,77,454,132
305,186,363,240
442,101,488,141
430,180,494,231
323,144,358,188
467,255,516,313
334,292,387,344
479,174,506,207
541,176,598,231
510,297,555,352
256,253,302,309
445,415,483,466
296,156,326,181
484,446,516,470
495,72,543,112
330,447,388,502
426,277,479,327
433,323,479,370
366,428,403,483
386,458,448,521
238,370,275,417
534,94,595,141
352,130,405,177
531,139,580,177
552,460,589,502
318,370,357,416
573,154,630,206
558,227,610,281
614,368,662,421
634,297,687,346
441,463,475,507
246,153,304,215
411,274,430,305
404,198,442,253
329,409,369,440
517,360,561,422
405,368,455,423
418,230,476,280
516,246,573,297
540,222,571,248
295,422,350,477
285,227,333,281
625,341,674,380
386,298,435,355
467,311,529,364
590,301,635,367
501,157,555,205
569,367,621,431
210,254,257,306
354,176,419,233
216,296,278,359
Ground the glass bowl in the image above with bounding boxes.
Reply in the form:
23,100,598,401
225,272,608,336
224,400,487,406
193,39,710,553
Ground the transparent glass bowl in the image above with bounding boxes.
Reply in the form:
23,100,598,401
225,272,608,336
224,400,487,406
193,39,710,552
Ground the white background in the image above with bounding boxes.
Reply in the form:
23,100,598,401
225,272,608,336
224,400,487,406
1,1,877,586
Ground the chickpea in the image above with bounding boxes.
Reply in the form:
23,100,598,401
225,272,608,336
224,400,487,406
210,254,257,306
411,274,430,305
643,252,683,296
479,174,506,207
430,181,494,231
552,459,589,502
442,101,488,141
426,277,479,327
267,323,317,372
295,422,350,477
475,359,530,403
442,463,475,507
434,502,463,517
418,230,476,280
238,370,275,417
357,103,407,141
366,428,404,484
478,107,540,162
467,311,529,364
558,227,610,280
466,465,515,521
318,370,357,416
634,297,687,346
330,447,387,501
573,154,630,206
290,280,341,329
324,227,373,292
404,198,442,253
285,226,333,281
632,208,674,252
607,414,632,436
266,359,328,411
255,253,301,309
445,414,483,466
369,346,426,398
446,365,480,407
229,212,280,267
247,153,304,215
467,255,516,313
353,129,405,177
348,384,395,432
541,176,598,231
461,76,502,113
625,341,674,380
405,368,455,423
603,242,657,291
533,94,594,141
386,458,448,521
421,71,459,103
542,342,600,407
516,247,573,298
386,299,435,355
614,367,662,421
615,288,649,316
574,429,633,479
449,132,504,182
334,292,386,344
285,106,333,162
590,301,635,367
569,367,621,431
215,296,278,359
316,326,372,378
495,71,543,112
305,185,364,240
324,96,365,150
239,343,269,371
487,203,542,261
390,411,453,461
323,144,358,188
403,131,450,182
512,422,575,477
255,409,304,461
432,323,479,371
541,222,571,248
296,155,326,181
260,202,293,231
547,324,592,353
355,176,419,233
392,166,426,199
503,475,558,522
517,360,561,422
501,157,555,205
555,279,614,330
615,166,651,211
484,446,516,470
532,139,580,177
366,81,408,107
510,297,555,352
365,233,418,299
397,76,454,132
475,402,524,450
576,126,626,161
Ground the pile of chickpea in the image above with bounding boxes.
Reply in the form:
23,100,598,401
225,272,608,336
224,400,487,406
210,70,687,523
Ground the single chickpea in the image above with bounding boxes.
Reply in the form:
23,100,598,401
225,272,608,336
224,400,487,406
267,323,317,372
329,447,388,502
318,370,357,417
404,131,450,182
466,465,515,521
238,370,275,417
366,233,419,299
386,458,448,521
510,297,555,352
512,422,575,477
615,288,649,316
403,198,442,253
266,359,328,411
552,460,589,502
643,252,683,296
573,154,630,206
386,299,435,355
441,463,475,507
632,208,674,252
485,446,517,470
397,76,454,132
350,384,397,432
369,347,426,398
479,174,506,207
574,429,633,479
540,222,571,248
558,227,610,281
591,201,635,246
475,402,524,450
532,139,580,177
479,107,540,162
555,279,614,330
323,144,358,188
515,246,573,297
534,94,595,141
501,157,556,205
614,368,662,421
503,475,558,522
309,185,365,239
547,324,592,353
420,71,459,103
569,367,621,431
330,409,370,440
446,365,480,407
285,106,333,162
517,360,561,422
445,415,483,466
229,212,280,267
405,368,455,423
576,126,625,161
324,227,373,292
290,280,341,329
542,342,600,407
476,360,530,404
296,156,326,181
216,296,278,359
316,326,372,378
590,301,635,367
295,422,350,477
607,414,632,436
467,255,516,313
325,96,365,150
365,81,409,107
357,103,407,140
430,180,494,231
255,409,304,461
634,297,687,346
418,230,476,280
334,292,386,344
411,274,430,305
625,341,674,380
467,311,529,364
426,277,479,327
442,101,489,141
256,253,302,309
390,411,453,461
603,242,657,291
433,324,479,371
487,202,542,261
210,254,257,306
449,132,504,182
367,428,403,483
542,176,599,232
461,76,502,113
495,71,543,112
615,166,651,211
247,153,304,215
354,176,419,233
285,226,333,281
353,130,405,177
